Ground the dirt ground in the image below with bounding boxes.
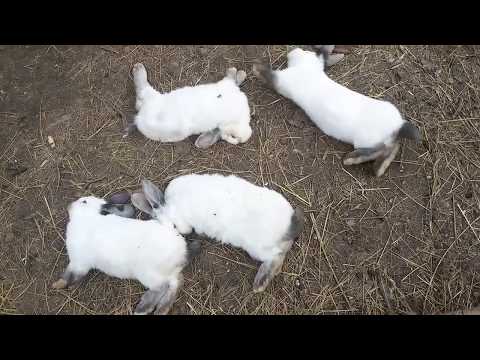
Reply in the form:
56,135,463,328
1,45,480,315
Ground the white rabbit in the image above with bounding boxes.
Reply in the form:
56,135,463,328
51,196,187,315
253,46,422,177
124,63,253,149
131,175,304,293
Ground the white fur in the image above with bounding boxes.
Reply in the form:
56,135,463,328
154,174,295,263
133,64,252,145
65,196,187,290
270,48,406,149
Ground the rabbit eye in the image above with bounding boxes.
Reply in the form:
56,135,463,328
153,204,159,209
82,200,87,204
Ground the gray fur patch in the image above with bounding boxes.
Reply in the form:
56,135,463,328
134,285,169,315
311,45,330,69
252,61,277,89
100,203,136,218
373,142,401,177
123,121,137,138
398,122,421,141
186,239,202,264
131,192,155,217
343,146,386,166
285,208,304,242
142,179,166,207
195,128,222,149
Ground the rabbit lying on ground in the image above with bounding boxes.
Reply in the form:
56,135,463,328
131,175,304,293
52,196,189,315
124,63,252,149
253,45,421,177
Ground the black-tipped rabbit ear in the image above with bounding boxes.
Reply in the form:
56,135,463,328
141,180,165,209
195,128,221,149
131,192,155,216
398,122,422,141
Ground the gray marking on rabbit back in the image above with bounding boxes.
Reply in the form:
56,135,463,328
397,122,421,141
284,208,304,242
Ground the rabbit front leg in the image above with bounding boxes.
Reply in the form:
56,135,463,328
52,264,90,290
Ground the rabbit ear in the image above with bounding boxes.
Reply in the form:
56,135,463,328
141,179,165,209
195,128,221,149
131,192,155,216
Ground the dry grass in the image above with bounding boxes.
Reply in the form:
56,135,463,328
1,45,479,315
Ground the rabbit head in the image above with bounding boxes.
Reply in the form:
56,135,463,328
68,196,106,217
131,180,166,220
287,48,317,67
220,122,253,145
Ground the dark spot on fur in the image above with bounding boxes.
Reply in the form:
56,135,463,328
217,94,222,98
153,204,159,209
82,200,87,204
100,210,109,215
213,213,217,216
